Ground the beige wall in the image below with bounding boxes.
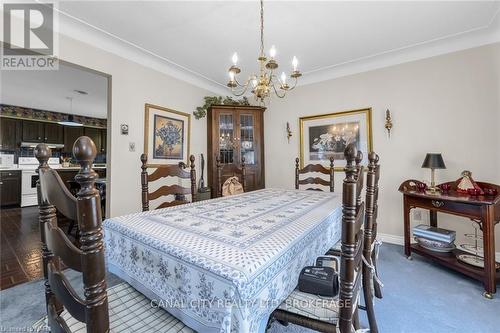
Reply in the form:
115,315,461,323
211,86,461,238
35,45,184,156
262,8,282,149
264,43,500,249
58,35,212,217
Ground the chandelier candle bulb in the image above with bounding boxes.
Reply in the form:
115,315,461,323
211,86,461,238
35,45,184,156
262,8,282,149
232,53,238,65
292,56,298,71
270,45,277,59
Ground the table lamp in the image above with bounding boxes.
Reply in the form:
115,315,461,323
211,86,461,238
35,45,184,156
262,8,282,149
421,153,446,193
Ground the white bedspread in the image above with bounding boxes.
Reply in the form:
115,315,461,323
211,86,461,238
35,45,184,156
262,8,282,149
103,188,342,333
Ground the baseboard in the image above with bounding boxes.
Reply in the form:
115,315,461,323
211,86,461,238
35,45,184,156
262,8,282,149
378,233,500,262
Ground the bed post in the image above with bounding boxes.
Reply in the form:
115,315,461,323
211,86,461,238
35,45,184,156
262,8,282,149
35,144,63,315
190,155,197,202
73,136,109,333
140,153,149,211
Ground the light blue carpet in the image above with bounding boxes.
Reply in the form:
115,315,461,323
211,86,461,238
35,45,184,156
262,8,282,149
1,244,499,332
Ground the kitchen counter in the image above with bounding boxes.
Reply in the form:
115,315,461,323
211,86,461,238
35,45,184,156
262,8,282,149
0,165,20,171
58,166,107,170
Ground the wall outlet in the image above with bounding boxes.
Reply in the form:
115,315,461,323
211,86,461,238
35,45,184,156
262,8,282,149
413,210,422,221
129,142,135,152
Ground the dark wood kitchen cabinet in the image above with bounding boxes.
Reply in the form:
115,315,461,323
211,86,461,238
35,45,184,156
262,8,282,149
0,117,21,150
0,170,21,206
22,120,45,142
207,105,266,197
22,120,63,144
100,128,107,153
64,126,84,153
44,122,64,143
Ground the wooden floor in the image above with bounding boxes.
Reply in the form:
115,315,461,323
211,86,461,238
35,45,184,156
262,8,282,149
0,206,72,290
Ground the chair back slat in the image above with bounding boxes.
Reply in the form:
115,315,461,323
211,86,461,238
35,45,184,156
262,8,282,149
45,223,83,271
298,177,330,187
36,137,110,333
141,154,196,211
216,155,246,197
339,143,364,333
148,164,191,181
295,157,334,192
38,169,77,221
148,184,192,201
47,262,86,322
298,163,330,175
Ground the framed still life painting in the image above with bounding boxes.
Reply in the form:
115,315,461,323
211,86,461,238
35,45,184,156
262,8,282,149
299,108,373,170
144,103,190,166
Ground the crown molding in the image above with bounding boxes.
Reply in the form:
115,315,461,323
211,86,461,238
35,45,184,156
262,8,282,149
56,8,229,96
299,9,500,86
56,5,500,92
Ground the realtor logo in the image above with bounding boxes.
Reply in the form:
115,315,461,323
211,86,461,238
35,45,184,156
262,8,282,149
2,2,58,70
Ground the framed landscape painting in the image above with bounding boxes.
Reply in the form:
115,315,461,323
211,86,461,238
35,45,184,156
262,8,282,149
299,108,372,170
144,103,190,166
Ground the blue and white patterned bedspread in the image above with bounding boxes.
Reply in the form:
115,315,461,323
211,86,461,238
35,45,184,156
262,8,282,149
103,188,342,333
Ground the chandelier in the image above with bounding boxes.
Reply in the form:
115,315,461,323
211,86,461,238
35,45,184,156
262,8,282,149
227,0,301,103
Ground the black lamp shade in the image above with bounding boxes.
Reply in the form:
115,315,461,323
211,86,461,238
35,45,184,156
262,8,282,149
421,153,446,169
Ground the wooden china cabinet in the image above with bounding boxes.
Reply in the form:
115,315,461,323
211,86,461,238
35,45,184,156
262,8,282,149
207,105,266,197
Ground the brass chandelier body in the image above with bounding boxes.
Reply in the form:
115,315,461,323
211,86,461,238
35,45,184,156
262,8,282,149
227,0,301,103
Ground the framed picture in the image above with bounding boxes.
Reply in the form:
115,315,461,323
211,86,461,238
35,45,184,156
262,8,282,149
144,103,190,166
299,108,373,170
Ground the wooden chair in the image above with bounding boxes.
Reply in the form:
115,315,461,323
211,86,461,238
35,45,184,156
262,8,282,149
295,157,334,192
215,155,246,197
140,154,196,211
272,144,365,332
35,137,193,333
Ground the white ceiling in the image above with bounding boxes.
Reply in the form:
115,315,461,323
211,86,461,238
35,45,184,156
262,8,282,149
56,1,500,94
1,62,108,118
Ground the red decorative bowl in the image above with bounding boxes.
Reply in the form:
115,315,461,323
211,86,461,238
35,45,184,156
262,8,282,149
416,183,427,193
467,188,480,196
439,184,452,193
484,188,498,197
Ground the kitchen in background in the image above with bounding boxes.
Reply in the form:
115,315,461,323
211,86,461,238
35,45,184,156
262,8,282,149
0,62,109,210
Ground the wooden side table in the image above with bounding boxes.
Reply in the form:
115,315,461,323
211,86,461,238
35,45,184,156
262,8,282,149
399,180,500,298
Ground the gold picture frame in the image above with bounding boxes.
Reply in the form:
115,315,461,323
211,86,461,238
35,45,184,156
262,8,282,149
299,108,373,171
144,103,191,167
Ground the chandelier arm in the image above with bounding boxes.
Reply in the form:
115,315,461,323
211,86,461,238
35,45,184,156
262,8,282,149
231,81,250,97
272,82,287,98
285,77,299,91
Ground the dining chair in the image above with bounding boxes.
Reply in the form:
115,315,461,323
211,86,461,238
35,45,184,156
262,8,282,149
327,150,382,332
140,153,196,211
215,155,246,197
35,137,194,333
272,144,365,333
295,157,334,192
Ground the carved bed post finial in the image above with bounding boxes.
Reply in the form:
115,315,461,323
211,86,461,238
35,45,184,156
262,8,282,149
216,155,222,198
73,136,109,332
295,157,300,190
329,157,335,192
189,155,197,202
140,154,149,211
339,142,358,332
241,156,246,192
35,143,62,314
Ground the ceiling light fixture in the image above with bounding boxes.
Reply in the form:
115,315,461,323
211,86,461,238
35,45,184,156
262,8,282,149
227,0,301,103
58,97,83,127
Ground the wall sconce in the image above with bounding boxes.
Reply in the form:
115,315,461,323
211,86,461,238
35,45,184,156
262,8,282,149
385,109,393,138
286,122,292,143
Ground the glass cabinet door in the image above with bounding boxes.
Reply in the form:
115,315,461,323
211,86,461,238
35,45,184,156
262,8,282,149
239,113,255,165
218,113,234,164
